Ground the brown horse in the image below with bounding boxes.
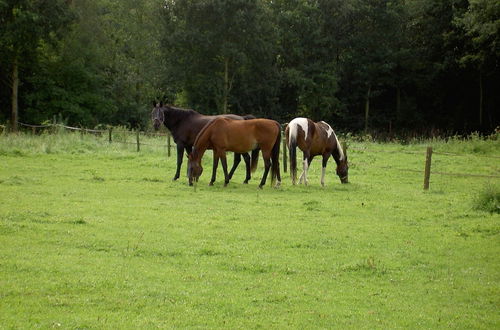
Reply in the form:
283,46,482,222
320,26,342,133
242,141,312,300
285,117,348,186
151,102,258,184
188,117,282,188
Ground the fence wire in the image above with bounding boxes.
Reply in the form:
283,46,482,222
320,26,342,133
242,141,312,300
12,121,500,182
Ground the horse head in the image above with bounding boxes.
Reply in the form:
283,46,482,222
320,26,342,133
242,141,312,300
151,101,165,130
187,148,203,185
336,154,349,184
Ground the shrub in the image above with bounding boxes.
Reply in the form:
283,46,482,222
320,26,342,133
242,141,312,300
473,183,500,214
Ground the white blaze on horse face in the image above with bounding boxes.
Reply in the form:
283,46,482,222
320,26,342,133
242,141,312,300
288,117,309,144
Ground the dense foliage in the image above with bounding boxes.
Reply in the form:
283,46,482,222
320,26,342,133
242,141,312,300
0,0,498,133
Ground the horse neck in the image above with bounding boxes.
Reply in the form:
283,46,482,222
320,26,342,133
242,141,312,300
331,133,346,165
162,106,199,131
332,148,343,165
192,122,213,161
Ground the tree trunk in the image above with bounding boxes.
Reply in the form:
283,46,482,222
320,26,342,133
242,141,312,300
364,84,371,133
223,57,229,114
11,58,19,132
479,70,483,128
396,86,401,121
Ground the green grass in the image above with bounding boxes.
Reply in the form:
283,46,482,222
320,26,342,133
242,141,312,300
473,183,500,214
1,131,499,328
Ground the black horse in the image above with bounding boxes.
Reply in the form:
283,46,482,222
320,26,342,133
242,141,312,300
151,102,258,184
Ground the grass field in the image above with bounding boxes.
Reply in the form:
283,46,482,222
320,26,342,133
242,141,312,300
1,131,499,328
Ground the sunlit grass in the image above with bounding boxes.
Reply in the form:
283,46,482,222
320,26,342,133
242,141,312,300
1,132,499,328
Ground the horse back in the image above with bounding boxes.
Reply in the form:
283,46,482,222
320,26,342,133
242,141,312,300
208,118,279,153
310,121,336,155
167,109,247,146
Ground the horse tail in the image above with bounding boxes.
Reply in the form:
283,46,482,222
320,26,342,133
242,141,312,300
271,122,281,185
287,122,298,184
250,148,259,173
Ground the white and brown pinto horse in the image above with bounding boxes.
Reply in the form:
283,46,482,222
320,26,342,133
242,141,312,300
285,117,348,186
188,117,282,188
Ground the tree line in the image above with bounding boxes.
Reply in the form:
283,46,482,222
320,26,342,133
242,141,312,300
1,0,498,134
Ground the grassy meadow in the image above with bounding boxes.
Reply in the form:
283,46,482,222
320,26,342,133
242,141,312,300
0,131,499,328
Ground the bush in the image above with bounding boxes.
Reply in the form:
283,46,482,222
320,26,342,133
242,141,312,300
473,183,500,214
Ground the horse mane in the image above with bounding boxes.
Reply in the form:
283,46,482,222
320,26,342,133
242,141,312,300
159,104,201,131
193,117,221,147
331,130,345,161
163,105,199,118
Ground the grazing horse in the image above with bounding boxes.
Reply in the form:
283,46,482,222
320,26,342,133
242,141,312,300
285,117,348,186
188,117,281,188
151,103,258,184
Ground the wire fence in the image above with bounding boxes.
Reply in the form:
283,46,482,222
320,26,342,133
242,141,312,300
11,121,500,188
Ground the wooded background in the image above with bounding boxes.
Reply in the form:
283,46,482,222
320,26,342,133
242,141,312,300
1,0,498,134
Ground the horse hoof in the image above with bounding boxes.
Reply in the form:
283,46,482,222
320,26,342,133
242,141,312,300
243,181,248,184
209,182,214,186
258,185,263,189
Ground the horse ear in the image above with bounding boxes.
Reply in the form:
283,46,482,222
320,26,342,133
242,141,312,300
159,101,163,107
152,101,157,107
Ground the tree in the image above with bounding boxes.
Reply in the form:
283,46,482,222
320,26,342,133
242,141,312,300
161,0,277,115
0,0,73,131
456,0,500,128
271,0,345,122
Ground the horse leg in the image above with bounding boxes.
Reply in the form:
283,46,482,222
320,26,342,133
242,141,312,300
259,152,272,189
242,153,251,184
306,156,314,186
209,156,219,186
321,154,330,187
174,144,184,181
227,153,241,181
298,155,306,184
220,154,230,187
299,152,310,185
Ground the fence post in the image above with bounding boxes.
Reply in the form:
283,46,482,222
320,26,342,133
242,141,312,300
108,127,113,143
167,133,171,157
136,130,140,152
423,146,433,190
282,135,287,173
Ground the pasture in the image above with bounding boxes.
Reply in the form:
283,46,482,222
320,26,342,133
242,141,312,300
1,131,499,328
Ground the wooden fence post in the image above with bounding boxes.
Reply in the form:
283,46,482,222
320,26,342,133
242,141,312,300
136,130,140,152
282,135,287,173
108,128,113,143
423,146,433,190
167,133,171,157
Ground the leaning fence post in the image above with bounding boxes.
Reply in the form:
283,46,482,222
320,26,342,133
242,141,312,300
282,135,287,173
136,130,140,152
423,146,433,190
167,132,171,157
108,127,113,143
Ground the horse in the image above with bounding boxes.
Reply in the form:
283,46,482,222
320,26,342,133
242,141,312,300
187,117,281,189
285,117,348,186
151,102,258,184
